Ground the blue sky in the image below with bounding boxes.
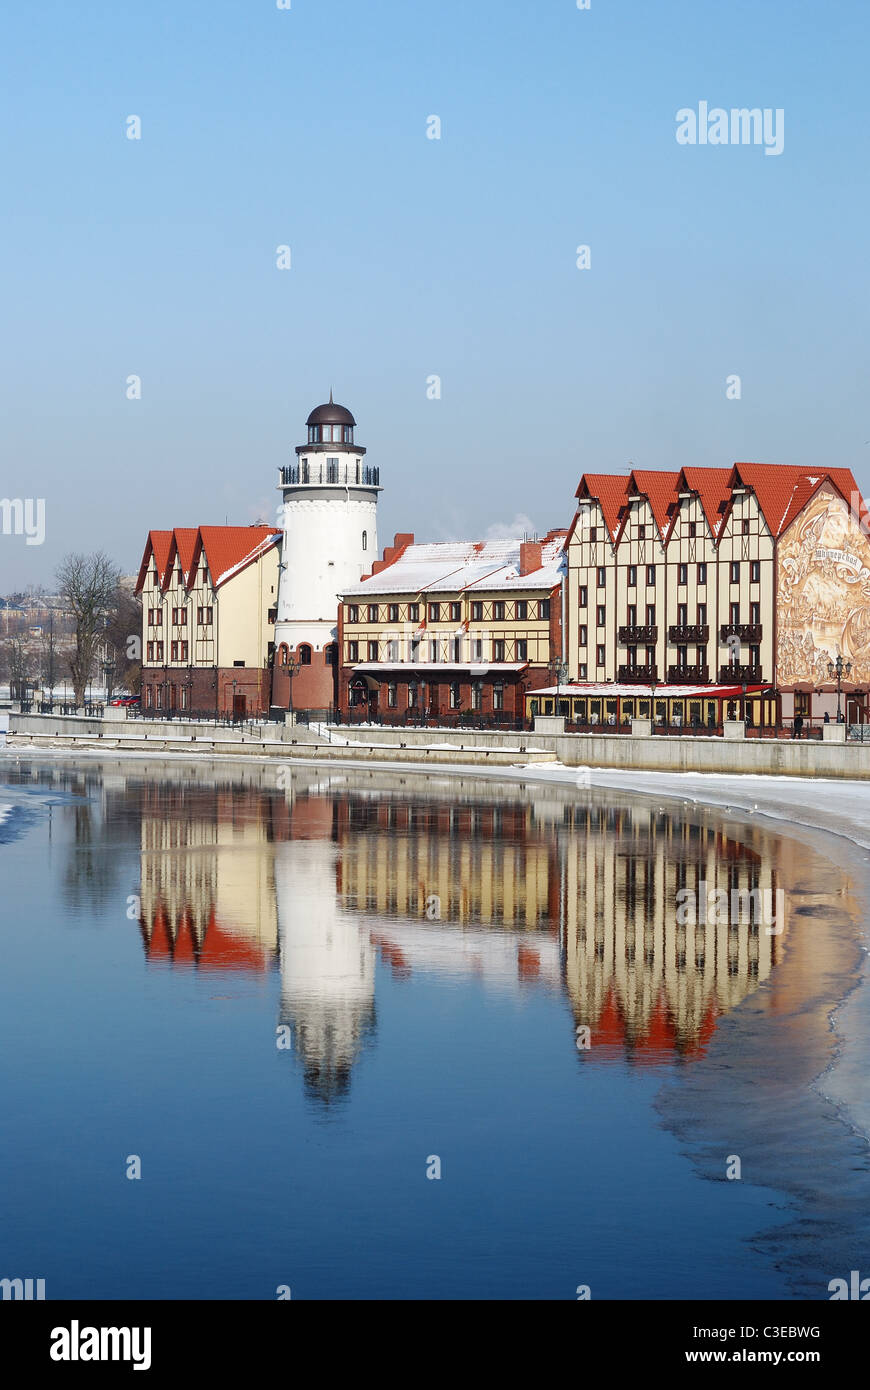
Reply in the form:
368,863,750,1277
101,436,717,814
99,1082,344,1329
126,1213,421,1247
2,0,869,587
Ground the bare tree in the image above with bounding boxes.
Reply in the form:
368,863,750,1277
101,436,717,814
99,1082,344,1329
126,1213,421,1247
40,616,60,695
103,584,143,696
56,552,122,706
4,634,30,700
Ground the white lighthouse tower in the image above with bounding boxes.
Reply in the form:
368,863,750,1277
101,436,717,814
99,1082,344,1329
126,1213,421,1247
273,394,380,714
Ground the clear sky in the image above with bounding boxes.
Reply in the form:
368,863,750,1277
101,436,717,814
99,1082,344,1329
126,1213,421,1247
3,0,869,589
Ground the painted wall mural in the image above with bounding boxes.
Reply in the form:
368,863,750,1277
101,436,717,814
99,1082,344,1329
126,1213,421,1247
777,486,870,685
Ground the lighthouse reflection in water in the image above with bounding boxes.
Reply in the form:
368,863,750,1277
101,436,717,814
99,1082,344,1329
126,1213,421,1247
134,763,804,1096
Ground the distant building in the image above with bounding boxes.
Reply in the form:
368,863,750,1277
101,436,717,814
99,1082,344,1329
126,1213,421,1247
135,524,280,717
337,530,565,723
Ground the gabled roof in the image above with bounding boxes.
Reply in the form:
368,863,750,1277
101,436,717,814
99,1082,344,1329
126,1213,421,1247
675,468,733,539
162,527,199,591
134,530,173,594
628,471,680,540
193,526,281,589
573,474,631,543
728,463,863,538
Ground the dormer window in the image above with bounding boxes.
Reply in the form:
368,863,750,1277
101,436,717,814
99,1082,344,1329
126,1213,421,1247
308,425,322,443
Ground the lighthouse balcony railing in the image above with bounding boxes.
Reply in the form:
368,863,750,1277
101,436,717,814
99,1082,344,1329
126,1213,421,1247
281,462,380,487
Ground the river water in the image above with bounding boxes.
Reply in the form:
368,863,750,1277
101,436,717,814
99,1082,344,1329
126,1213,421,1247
1,754,868,1300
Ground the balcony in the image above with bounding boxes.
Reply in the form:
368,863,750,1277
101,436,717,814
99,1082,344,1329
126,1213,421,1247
617,625,657,644
719,664,763,684
668,624,709,643
719,623,762,644
667,664,710,684
281,461,381,488
617,664,658,683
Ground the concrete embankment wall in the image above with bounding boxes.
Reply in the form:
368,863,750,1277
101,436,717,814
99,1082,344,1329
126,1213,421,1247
7,713,870,778
6,714,555,768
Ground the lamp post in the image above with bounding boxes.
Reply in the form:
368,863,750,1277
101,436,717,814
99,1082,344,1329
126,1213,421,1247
286,654,300,724
741,679,748,724
650,676,658,726
827,654,852,723
102,657,115,708
232,677,237,724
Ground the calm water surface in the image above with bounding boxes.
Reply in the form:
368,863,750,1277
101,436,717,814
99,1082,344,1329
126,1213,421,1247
0,755,867,1300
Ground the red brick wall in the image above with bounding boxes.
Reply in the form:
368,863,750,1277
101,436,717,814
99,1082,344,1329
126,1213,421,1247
271,643,337,712
141,666,271,716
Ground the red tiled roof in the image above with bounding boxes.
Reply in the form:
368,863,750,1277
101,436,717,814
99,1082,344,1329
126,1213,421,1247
134,530,173,594
192,526,280,589
573,474,631,542
629,470,680,539
161,527,200,591
729,463,864,538
675,467,733,539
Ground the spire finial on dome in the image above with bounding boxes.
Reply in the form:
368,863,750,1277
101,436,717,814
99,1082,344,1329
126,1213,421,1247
329,388,334,404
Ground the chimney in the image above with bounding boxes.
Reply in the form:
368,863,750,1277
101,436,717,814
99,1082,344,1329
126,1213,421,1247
519,540,542,576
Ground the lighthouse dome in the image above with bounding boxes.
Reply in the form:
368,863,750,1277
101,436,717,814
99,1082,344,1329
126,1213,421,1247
306,397,356,428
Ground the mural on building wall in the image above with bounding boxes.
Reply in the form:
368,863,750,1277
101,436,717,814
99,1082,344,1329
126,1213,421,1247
777,486,870,685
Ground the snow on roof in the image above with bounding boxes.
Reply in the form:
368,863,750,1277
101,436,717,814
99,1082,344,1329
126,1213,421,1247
342,534,565,597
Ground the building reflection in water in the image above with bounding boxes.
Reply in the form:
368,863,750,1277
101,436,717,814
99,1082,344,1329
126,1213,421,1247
120,763,842,1100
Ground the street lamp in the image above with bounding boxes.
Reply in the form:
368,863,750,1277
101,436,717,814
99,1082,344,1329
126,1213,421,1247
286,654,300,724
650,675,658,725
741,679,748,724
827,654,852,723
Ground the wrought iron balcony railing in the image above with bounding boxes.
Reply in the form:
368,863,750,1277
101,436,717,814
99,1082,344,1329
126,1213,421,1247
667,664,710,684
719,623,762,644
719,663,763,683
617,664,658,683
668,624,709,643
617,625,657,644
281,461,380,487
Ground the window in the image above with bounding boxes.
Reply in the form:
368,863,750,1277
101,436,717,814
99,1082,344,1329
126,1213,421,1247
597,566,606,587
677,644,688,665
589,526,597,542
472,638,483,661
538,599,550,619
201,567,208,584
578,664,588,679
596,605,606,626
697,603,707,625
515,599,527,621
450,682,460,709
627,565,637,587
154,609,163,626
678,563,688,586
493,684,504,711
156,642,164,661
730,562,740,584
408,603,420,622
627,645,637,667
749,601,760,625
324,458,339,483
299,645,312,665
146,641,154,662
388,603,399,623
428,603,440,622
471,601,483,621
145,686,153,708
646,565,656,585
387,683,397,708
493,639,505,662
645,645,655,665
449,602,461,622
578,586,587,607
579,625,588,645
646,604,656,625
730,602,740,625
516,639,527,660
743,519,750,534
697,562,707,585
367,604,379,623
627,604,636,626
368,641,378,661
450,636,462,661
749,644,760,666
325,644,337,666
596,644,606,665
493,600,505,620
171,641,178,661
153,572,159,587
471,682,482,710
388,639,399,661
361,530,367,550
156,687,162,709
638,524,646,539
348,641,359,662
750,560,760,583
178,609,187,626
689,522,697,538
408,684,418,709
347,604,359,623
677,603,687,626
429,640,438,662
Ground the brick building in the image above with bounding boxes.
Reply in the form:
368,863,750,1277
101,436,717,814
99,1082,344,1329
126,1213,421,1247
136,525,280,717
337,530,565,724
